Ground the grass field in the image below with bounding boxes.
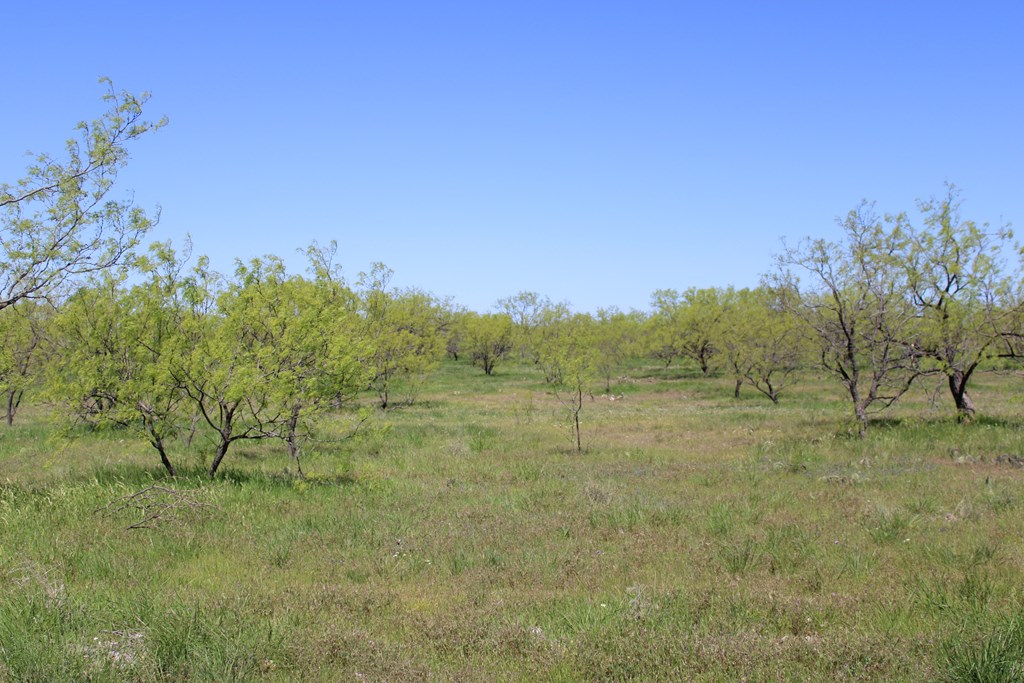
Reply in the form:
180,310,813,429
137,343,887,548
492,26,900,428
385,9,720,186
2,360,1024,681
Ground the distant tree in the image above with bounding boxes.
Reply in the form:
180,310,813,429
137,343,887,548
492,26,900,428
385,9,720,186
0,79,165,309
496,291,577,371
462,312,514,375
773,202,921,437
592,308,643,393
645,289,684,367
647,288,723,375
445,309,466,361
679,288,725,376
716,287,804,403
902,184,1015,421
496,291,549,362
358,264,445,409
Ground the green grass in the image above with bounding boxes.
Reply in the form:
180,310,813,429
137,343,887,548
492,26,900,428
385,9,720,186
1,360,1024,680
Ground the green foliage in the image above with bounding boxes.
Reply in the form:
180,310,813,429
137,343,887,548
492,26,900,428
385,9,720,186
460,312,514,375
774,201,921,436
0,301,48,425
357,264,446,409
49,243,371,478
903,183,1016,420
941,611,1024,683
0,79,165,310
49,245,187,475
537,313,598,451
715,286,805,403
646,287,723,375
591,307,644,393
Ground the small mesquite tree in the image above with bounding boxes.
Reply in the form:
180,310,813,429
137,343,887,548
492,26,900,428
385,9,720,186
773,202,921,437
174,255,366,478
0,79,165,310
49,242,190,476
462,312,514,375
678,287,725,376
902,184,1015,421
0,301,49,425
49,275,127,420
540,314,598,452
445,311,466,361
714,288,754,398
358,264,445,409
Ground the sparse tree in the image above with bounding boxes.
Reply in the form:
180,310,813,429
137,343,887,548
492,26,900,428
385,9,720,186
0,79,165,309
497,291,549,362
774,202,921,437
538,313,597,451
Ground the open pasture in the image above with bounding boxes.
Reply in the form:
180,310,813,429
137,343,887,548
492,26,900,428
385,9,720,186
1,361,1023,681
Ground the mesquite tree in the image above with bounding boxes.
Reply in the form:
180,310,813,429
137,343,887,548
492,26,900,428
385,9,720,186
358,264,445,409
716,287,805,403
461,312,514,375
774,202,921,437
49,243,188,475
0,79,165,309
902,184,1015,421
0,301,48,425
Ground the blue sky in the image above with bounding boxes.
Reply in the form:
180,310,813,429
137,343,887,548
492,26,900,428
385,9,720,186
3,1,1022,312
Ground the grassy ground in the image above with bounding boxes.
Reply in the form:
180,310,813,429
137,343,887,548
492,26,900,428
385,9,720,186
2,360,1024,681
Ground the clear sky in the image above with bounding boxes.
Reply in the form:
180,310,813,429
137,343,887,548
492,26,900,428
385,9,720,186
2,1,1022,313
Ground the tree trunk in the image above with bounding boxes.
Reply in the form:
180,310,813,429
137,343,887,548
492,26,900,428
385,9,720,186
209,439,231,477
733,378,742,399
949,370,976,422
153,437,176,477
854,401,869,439
5,390,21,426
574,388,582,453
286,402,304,479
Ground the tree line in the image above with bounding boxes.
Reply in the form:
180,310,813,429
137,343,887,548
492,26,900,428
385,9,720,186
3,82,1024,476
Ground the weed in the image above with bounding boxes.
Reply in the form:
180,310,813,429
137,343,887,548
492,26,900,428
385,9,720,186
940,611,1024,682
720,536,762,574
